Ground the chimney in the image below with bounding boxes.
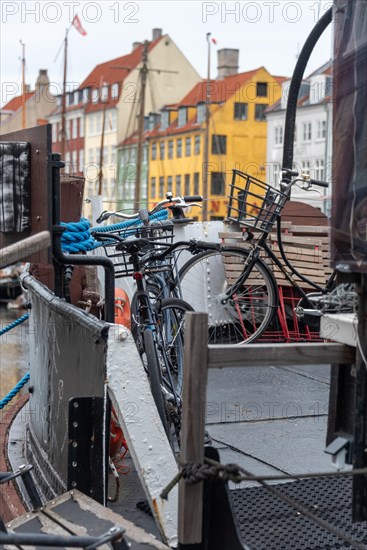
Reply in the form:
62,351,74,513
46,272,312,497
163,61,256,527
217,49,239,80
132,41,142,50
152,28,162,41
35,69,49,89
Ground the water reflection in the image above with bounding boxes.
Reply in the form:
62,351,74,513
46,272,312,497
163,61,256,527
0,307,29,407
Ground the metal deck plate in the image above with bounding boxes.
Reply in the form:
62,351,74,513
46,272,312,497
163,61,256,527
231,477,367,549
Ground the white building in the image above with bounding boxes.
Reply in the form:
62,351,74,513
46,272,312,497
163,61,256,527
266,61,333,215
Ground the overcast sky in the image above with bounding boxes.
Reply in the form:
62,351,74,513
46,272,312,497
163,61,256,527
1,1,333,106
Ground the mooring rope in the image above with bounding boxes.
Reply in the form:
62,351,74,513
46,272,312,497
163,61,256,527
0,314,30,410
60,210,169,253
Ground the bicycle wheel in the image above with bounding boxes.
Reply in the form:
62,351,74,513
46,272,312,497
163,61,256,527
142,329,170,436
177,247,278,344
155,297,194,398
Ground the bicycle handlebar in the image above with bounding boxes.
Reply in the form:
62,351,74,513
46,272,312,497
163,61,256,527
96,194,204,224
308,178,329,188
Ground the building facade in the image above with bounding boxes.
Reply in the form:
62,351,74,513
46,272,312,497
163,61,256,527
266,61,333,214
146,53,285,221
0,70,56,134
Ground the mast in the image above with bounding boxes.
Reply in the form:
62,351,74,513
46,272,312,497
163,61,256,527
202,33,211,221
20,41,26,129
61,30,68,162
98,96,107,196
134,40,149,212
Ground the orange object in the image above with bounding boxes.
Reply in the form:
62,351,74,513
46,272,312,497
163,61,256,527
114,288,131,330
109,408,128,459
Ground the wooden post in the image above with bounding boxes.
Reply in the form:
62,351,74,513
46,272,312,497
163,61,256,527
178,312,209,546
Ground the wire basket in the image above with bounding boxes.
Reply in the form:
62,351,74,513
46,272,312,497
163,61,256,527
227,170,288,234
103,222,175,278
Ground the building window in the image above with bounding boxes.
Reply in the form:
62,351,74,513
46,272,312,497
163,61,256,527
194,135,200,155
111,83,119,100
234,102,248,120
91,88,99,103
79,117,84,138
256,82,268,97
177,138,182,158
274,126,283,145
176,175,182,195
65,152,70,174
52,124,57,143
197,103,206,124
101,85,109,102
88,148,94,163
317,120,326,140
159,176,164,197
151,143,157,160
314,159,325,181
79,149,84,173
212,135,227,155
302,122,312,142
72,118,78,139
178,107,187,127
151,177,156,198
88,115,94,136
72,150,77,173
161,111,170,130
167,176,173,193
272,163,281,186
184,174,190,195
193,172,200,195
96,113,102,134
255,104,267,121
185,137,191,156
110,110,117,132
168,140,174,159
211,172,225,195
302,160,311,175
159,141,165,160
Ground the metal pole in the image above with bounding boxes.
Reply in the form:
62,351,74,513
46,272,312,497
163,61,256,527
61,30,68,163
202,33,211,222
20,40,26,129
134,40,149,212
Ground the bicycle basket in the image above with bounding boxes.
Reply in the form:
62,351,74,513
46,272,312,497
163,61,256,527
103,222,175,278
227,170,288,233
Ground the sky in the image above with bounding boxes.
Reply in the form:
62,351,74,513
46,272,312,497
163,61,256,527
1,1,333,107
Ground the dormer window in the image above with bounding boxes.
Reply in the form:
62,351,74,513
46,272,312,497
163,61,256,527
197,103,206,124
149,113,160,131
101,85,109,102
111,83,119,100
82,88,90,103
161,111,170,130
91,89,99,103
178,107,187,127
68,92,74,106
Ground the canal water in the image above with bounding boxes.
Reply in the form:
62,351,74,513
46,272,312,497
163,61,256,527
0,307,29,409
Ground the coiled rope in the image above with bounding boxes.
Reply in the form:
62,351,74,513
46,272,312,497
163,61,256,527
0,314,30,409
61,210,169,253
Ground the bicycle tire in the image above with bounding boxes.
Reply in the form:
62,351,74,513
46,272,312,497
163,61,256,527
177,247,278,344
155,297,194,398
142,329,170,436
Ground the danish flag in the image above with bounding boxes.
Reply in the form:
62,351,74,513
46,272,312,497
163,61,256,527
72,15,87,36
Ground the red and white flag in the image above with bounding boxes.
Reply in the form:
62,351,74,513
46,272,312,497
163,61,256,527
72,15,87,36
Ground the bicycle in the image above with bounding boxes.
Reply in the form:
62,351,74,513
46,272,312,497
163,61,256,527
96,195,288,345
92,229,195,448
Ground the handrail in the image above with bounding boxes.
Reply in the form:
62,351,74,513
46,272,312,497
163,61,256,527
0,231,51,269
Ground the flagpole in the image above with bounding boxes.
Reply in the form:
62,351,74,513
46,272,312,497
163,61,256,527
20,40,26,129
60,27,69,164
202,32,211,222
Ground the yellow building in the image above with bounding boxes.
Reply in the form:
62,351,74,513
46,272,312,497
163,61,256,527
147,60,285,221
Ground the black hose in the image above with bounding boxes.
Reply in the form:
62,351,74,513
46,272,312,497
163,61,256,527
282,7,333,177
276,6,333,293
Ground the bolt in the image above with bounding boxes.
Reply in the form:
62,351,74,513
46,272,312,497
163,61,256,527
28,386,34,394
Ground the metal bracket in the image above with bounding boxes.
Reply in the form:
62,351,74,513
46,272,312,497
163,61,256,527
68,397,110,505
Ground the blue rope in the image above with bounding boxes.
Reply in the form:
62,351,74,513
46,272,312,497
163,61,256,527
0,313,29,336
0,314,30,409
61,210,169,253
0,372,30,410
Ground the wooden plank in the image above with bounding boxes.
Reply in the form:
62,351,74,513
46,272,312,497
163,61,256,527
178,313,208,546
208,343,355,369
